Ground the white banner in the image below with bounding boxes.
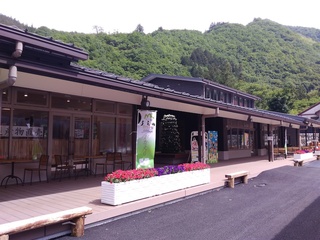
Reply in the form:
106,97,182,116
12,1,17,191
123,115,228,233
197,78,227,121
0,125,44,138
136,110,157,169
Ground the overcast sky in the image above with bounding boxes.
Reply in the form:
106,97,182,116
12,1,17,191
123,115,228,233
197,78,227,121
1,0,320,34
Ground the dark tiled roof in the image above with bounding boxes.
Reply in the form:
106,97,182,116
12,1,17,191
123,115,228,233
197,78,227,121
142,74,261,100
69,64,314,126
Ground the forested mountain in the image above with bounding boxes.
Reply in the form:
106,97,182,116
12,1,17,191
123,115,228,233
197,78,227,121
1,14,320,114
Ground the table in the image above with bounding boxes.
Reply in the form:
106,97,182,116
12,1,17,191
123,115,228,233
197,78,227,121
73,155,104,176
1,159,35,187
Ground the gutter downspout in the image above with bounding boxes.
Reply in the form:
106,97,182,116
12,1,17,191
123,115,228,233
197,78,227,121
12,41,23,58
0,41,22,89
0,66,17,89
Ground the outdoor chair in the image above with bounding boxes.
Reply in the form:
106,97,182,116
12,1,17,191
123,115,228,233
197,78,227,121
95,152,123,176
23,154,49,185
53,155,76,181
120,154,132,170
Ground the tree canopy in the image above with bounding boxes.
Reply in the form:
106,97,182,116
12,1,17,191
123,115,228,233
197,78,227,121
2,15,320,114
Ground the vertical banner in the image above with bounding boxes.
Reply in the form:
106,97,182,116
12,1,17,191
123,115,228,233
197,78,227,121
208,131,218,163
190,131,208,162
191,131,199,162
136,110,157,169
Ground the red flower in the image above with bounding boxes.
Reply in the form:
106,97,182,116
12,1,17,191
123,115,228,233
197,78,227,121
104,162,210,183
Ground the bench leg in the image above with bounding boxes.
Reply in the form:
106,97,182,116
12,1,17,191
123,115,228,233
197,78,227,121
299,161,303,167
243,175,248,184
0,235,9,240
71,216,85,237
228,178,235,188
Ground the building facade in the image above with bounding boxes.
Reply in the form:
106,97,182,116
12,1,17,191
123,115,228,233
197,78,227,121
1,24,320,183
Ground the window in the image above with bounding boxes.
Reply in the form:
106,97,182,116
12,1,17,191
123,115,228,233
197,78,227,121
205,87,211,99
118,103,132,115
239,98,243,106
117,118,132,154
51,94,91,111
233,95,238,105
220,91,224,102
16,89,48,106
225,93,230,103
0,107,10,158
227,119,253,150
11,109,48,159
95,100,115,113
213,90,217,100
1,89,10,103
93,116,115,154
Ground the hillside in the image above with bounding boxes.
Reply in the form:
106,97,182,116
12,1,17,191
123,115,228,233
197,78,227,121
1,14,320,113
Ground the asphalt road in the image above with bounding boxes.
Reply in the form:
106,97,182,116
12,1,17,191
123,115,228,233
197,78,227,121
57,161,320,240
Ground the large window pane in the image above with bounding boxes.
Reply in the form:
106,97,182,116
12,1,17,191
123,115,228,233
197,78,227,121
51,94,91,112
53,115,70,156
95,100,115,113
117,118,132,154
16,89,48,106
93,116,115,154
2,89,9,102
118,103,132,115
74,117,90,156
0,108,10,158
12,109,48,159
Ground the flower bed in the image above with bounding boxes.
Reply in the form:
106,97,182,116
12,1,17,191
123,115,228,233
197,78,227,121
293,149,313,161
101,162,210,205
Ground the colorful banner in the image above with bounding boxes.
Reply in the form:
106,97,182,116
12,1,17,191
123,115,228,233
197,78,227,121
208,131,218,163
190,131,208,162
136,110,157,169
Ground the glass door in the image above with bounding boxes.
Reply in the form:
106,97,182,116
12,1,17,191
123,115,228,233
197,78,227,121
52,114,91,159
52,115,70,158
73,116,90,157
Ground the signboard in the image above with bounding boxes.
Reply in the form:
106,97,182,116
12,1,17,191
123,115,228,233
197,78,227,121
267,136,273,141
0,125,44,138
136,110,157,169
190,131,208,162
208,131,218,163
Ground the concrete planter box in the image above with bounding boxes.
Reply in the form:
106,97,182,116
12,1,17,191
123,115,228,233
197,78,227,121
101,169,210,205
314,151,320,156
293,152,313,160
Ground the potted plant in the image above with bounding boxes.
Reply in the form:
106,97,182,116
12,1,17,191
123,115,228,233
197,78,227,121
101,162,210,205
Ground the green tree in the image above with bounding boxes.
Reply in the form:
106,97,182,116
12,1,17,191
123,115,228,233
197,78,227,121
267,95,290,113
135,24,144,33
160,114,181,153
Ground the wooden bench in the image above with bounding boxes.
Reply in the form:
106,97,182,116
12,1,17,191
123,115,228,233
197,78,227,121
293,159,304,166
225,171,249,188
0,206,92,240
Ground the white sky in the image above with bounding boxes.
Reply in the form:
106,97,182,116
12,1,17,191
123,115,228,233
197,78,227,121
1,0,320,34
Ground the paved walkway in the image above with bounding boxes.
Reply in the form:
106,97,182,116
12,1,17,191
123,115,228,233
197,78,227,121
0,154,316,239
60,158,320,240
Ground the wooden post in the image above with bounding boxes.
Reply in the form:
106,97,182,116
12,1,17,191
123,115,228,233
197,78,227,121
243,175,248,184
0,235,9,240
71,216,85,237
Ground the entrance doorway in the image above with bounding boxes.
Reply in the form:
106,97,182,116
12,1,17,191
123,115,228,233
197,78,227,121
52,114,90,158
